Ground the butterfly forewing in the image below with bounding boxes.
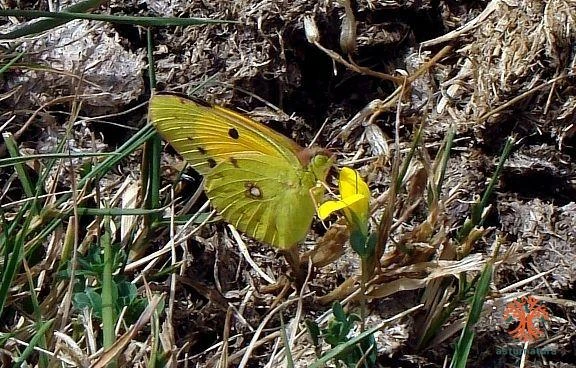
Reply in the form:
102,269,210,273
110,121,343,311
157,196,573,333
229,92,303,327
149,94,302,175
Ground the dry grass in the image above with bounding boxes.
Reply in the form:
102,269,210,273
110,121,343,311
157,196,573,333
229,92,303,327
1,0,576,367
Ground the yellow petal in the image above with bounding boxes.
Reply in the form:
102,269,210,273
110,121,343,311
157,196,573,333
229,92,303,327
317,194,365,219
338,168,369,220
318,200,347,219
338,167,357,198
342,193,366,206
339,167,370,199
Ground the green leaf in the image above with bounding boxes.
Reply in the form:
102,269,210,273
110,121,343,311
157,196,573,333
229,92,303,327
73,288,103,318
332,301,347,321
305,319,321,347
350,229,368,257
117,280,137,307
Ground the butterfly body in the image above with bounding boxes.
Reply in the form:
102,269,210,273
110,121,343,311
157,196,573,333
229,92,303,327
149,94,333,250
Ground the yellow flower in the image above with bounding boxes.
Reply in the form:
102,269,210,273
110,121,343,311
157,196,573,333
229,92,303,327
318,167,369,235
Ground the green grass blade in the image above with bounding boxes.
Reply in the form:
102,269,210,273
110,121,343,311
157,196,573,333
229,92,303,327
147,28,157,89
449,260,494,368
434,124,455,202
0,209,30,317
0,0,106,39
101,216,116,353
3,133,38,213
13,319,54,367
397,123,423,189
0,126,153,267
0,152,113,170
279,313,294,368
23,261,49,368
75,125,155,192
0,51,25,75
458,136,514,241
309,323,381,368
144,27,162,225
0,9,237,40
476,137,515,225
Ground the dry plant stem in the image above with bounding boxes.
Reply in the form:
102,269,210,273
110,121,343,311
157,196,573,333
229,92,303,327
407,45,453,84
227,331,281,365
219,307,233,368
313,41,403,84
0,93,106,157
269,279,292,310
313,40,452,88
359,261,368,332
373,82,408,272
281,247,306,288
57,100,84,332
272,259,314,363
237,295,311,368
420,0,500,47
477,73,571,123
91,295,162,368
333,46,453,159
166,188,177,364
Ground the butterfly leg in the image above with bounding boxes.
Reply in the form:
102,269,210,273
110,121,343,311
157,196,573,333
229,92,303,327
308,183,330,232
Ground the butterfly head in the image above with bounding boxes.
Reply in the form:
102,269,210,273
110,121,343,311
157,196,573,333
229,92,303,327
301,147,334,182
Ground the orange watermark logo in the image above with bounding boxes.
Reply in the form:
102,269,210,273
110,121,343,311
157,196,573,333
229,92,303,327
503,296,550,342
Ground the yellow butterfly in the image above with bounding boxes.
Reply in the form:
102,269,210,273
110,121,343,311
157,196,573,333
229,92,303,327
148,94,333,250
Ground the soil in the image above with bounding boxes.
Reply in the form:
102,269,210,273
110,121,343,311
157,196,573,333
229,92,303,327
1,0,576,367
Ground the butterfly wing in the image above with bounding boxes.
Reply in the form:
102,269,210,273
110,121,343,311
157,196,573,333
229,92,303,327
149,93,333,249
149,94,303,175
205,154,320,249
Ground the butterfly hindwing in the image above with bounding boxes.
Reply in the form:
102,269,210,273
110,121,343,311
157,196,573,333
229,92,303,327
205,154,318,249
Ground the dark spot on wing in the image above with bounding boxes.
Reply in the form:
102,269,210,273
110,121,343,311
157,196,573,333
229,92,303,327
198,146,207,155
207,158,217,168
228,128,239,140
229,157,239,168
245,182,263,199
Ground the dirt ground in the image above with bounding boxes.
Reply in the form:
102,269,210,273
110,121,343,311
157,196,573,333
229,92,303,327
2,0,576,367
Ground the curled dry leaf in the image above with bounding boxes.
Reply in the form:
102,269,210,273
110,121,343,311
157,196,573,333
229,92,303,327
302,223,349,268
338,0,357,54
303,14,320,44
